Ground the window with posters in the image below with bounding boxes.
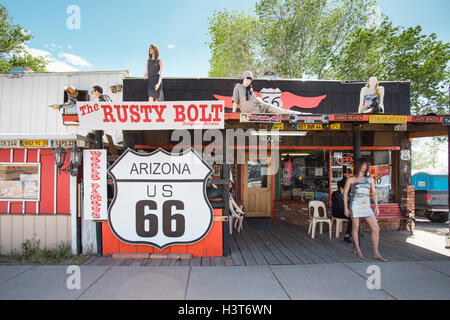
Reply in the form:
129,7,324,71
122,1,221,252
279,150,394,205
0,163,41,201
333,150,393,204
280,150,330,204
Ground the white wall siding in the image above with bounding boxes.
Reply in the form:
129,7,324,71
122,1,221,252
0,71,128,143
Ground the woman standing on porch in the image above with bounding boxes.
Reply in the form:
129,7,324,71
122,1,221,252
343,158,388,262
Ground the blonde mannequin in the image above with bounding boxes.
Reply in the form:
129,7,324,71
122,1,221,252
358,77,385,113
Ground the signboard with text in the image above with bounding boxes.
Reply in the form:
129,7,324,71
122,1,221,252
83,149,108,220
107,148,214,249
289,114,329,124
369,115,407,124
240,113,281,123
76,101,224,130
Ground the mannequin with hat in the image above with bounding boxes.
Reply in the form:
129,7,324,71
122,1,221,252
232,71,306,115
50,86,79,110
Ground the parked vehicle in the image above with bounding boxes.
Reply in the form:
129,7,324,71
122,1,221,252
412,172,449,223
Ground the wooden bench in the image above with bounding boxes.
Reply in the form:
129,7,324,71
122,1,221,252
370,203,414,235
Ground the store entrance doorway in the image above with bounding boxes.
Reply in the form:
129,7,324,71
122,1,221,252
242,153,273,217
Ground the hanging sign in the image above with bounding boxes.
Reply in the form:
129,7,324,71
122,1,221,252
76,101,224,130
107,148,214,249
83,149,108,220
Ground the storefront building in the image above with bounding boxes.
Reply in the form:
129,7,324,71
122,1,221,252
0,70,127,255
1,70,447,258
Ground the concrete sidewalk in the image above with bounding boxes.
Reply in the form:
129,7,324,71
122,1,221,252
0,261,449,300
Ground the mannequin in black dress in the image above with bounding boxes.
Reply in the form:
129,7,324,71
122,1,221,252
144,44,164,102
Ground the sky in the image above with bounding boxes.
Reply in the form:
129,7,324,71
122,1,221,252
1,0,449,78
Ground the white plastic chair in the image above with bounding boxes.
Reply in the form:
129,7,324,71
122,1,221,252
307,200,332,239
332,218,348,238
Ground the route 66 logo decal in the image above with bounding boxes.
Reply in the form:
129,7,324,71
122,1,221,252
108,148,213,249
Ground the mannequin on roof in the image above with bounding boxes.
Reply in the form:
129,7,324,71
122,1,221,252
232,71,307,115
358,76,385,114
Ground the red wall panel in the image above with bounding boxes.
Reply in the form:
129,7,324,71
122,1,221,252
102,209,223,257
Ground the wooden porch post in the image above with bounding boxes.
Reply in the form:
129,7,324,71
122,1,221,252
353,124,361,161
221,136,231,256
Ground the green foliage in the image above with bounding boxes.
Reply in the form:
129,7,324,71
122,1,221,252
0,5,47,73
207,0,450,115
256,0,375,78
207,10,261,77
412,137,447,172
207,0,376,78
331,19,450,114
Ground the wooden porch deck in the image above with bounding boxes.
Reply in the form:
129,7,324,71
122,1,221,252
82,218,449,267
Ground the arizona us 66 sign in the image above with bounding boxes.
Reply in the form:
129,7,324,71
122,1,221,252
108,148,214,249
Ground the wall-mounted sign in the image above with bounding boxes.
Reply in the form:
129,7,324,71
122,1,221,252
76,101,224,130
400,150,411,161
289,114,329,124
0,139,78,149
295,123,323,131
108,148,214,249
409,115,441,123
330,123,341,130
20,140,49,147
240,113,281,123
442,117,450,126
330,114,368,122
272,123,284,130
83,150,108,220
369,115,407,124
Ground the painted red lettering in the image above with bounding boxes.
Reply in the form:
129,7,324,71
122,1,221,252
140,105,152,123
174,105,185,122
199,104,212,122
211,104,223,121
152,105,166,123
101,105,116,122
114,105,128,122
130,105,140,123
187,104,199,122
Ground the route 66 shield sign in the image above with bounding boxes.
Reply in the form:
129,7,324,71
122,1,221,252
108,148,214,249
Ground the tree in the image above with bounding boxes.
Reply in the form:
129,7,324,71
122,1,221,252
330,19,450,115
0,5,47,73
207,1,450,116
412,137,447,173
207,0,376,78
207,10,261,77
256,0,375,78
